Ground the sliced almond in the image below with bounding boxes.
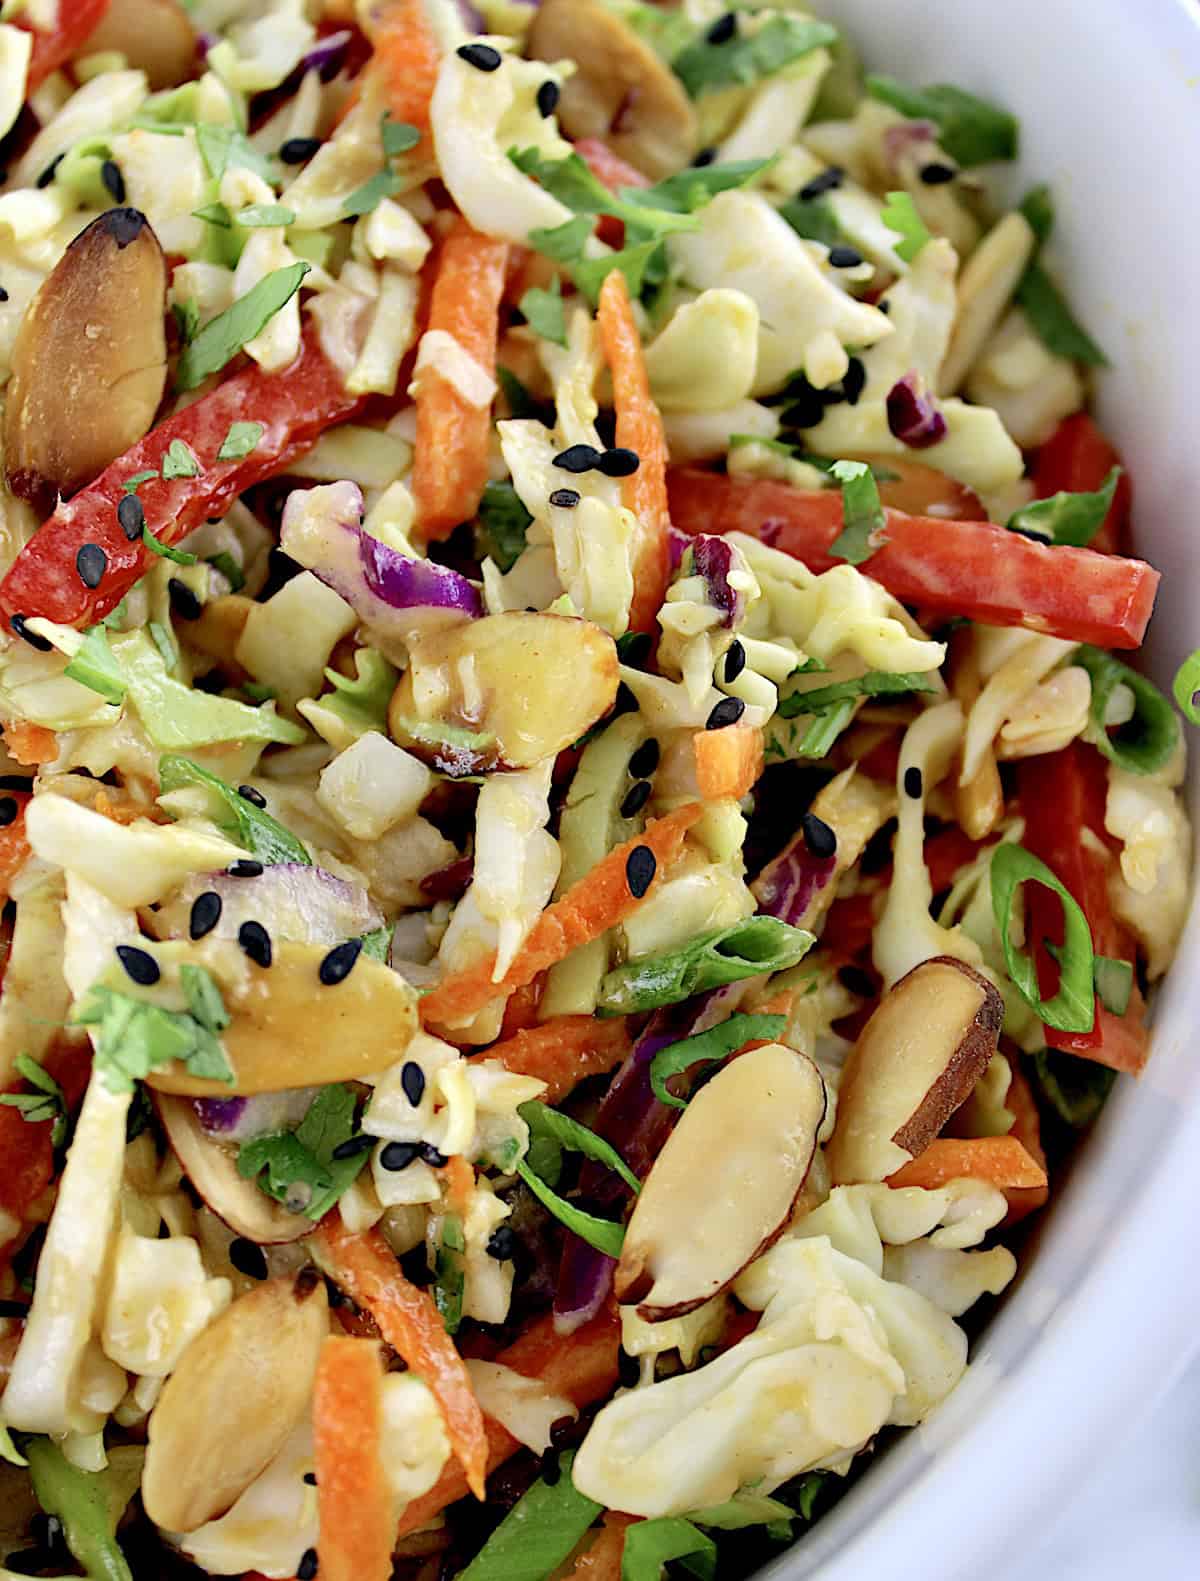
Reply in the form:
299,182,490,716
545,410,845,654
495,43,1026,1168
143,1271,328,1532
5,208,167,511
388,611,619,775
528,0,698,180
615,1042,826,1320
156,1094,311,1243
826,956,1003,1186
84,0,198,89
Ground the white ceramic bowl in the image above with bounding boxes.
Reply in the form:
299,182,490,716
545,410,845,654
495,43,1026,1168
767,3,1200,1577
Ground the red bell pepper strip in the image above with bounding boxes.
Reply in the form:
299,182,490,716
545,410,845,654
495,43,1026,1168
1033,413,1131,556
666,468,1160,650
1017,741,1149,1074
0,336,362,632
19,0,111,91
0,1034,91,1260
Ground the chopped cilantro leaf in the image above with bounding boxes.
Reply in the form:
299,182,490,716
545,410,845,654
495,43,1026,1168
865,76,1018,166
475,481,533,573
237,1084,368,1220
161,439,200,480
218,421,264,461
880,190,931,263
672,16,837,98
828,458,885,564
519,277,567,347
176,263,310,391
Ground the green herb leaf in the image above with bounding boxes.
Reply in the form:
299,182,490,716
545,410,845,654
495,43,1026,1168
1014,262,1108,366
359,924,394,963
434,1213,465,1333
64,625,126,706
687,1494,796,1532
234,203,297,228
206,551,246,593
343,165,403,218
672,16,837,98
621,1517,716,1581
528,214,596,263
1173,648,1200,726
180,963,230,1034
218,420,264,461
497,365,544,421
510,148,697,238
475,481,533,573
381,114,421,157
25,1437,136,1581
192,201,233,228
1093,954,1133,1016
520,1100,640,1192
864,76,1018,166
149,619,179,670
457,1453,601,1581
1073,644,1180,776
161,438,200,480
1018,183,1054,246
196,123,277,184
143,524,198,565
1030,1048,1116,1128
1006,466,1120,547
778,193,842,248
237,1084,368,1221
649,1013,786,1109
121,469,158,494
570,237,668,306
176,262,310,390
989,843,1095,1033
115,629,304,749
777,669,938,719
158,754,311,864
312,649,400,739
828,458,885,565
0,1421,27,1467
519,278,567,348
0,1053,69,1148
172,298,200,345
630,158,773,215
525,1132,563,1188
73,983,235,1093
514,1158,625,1257
597,917,814,1016
880,189,931,263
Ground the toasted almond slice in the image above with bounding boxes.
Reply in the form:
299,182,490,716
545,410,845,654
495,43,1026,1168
84,0,198,89
143,1271,328,1532
826,955,1004,1186
5,208,167,511
528,0,698,180
615,1042,826,1320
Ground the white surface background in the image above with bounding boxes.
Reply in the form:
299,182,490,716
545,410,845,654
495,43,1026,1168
1025,1355,1200,1576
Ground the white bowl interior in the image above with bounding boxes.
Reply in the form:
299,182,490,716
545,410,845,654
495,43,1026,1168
765,3,1200,1577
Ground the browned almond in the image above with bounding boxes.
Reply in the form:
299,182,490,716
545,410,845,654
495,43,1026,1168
615,1042,826,1320
5,208,167,511
83,0,198,89
826,955,1003,1185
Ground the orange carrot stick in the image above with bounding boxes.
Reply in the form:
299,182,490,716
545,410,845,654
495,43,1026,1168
3,721,57,765
440,1154,475,1217
692,724,764,800
478,1016,632,1104
396,1305,620,1536
566,1513,639,1581
0,791,30,905
313,1337,393,1581
1001,1065,1050,1224
370,0,441,133
314,1221,488,1499
597,271,672,634
414,218,509,541
419,804,701,1028
887,1135,1048,1192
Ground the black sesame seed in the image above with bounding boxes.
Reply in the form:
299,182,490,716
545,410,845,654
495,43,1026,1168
919,161,958,185
10,614,52,652
238,920,273,968
548,487,581,508
620,780,652,820
780,390,828,430
297,1546,318,1581
693,145,717,167
319,938,363,987
536,80,560,118
540,1447,562,1486
878,298,891,314
628,737,660,778
229,1237,269,1280
903,766,924,799
613,680,639,717
619,631,651,669
0,286,8,303
280,136,322,164
418,1142,448,1167
401,1060,426,1107
801,811,837,861
706,11,737,44
706,696,745,730
828,244,864,268
303,1471,318,1486
169,578,203,621
457,41,502,71
0,796,17,828
116,944,160,986
189,890,222,940
75,542,107,589
799,165,845,202
228,858,264,878
117,493,144,541
842,356,866,406
625,844,656,899
36,153,63,189
724,639,746,683
237,783,267,808
597,447,640,478
379,1140,420,1172
553,443,602,474
100,159,125,203
331,1132,374,1160
549,1414,584,1450
0,1298,29,1317
486,1225,517,1261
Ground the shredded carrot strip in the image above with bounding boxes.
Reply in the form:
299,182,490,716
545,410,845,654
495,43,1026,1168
370,0,440,132
313,1337,393,1581
3,721,57,765
413,218,509,541
887,1135,1048,1192
596,271,672,634
0,793,30,905
440,1154,475,1217
692,724,764,800
479,1016,631,1103
314,1220,488,1499
566,1514,639,1581
420,804,701,1028
1001,1064,1050,1224
396,1305,620,1535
